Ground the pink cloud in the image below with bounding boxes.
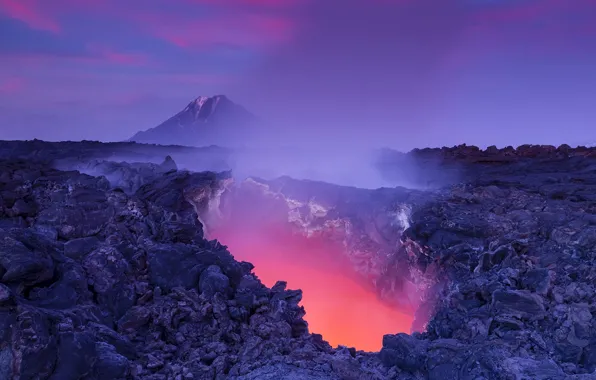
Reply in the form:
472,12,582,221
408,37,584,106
0,77,24,94
82,0,300,50
0,0,60,32
0,0,301,52
0,0,109,33
86,44,149,66
135,11,295,50
189,0,306,8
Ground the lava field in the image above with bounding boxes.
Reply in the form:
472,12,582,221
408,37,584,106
0,140,595,379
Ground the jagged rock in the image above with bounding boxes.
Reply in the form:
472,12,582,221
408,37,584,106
146,244,204,290
521,268,552,295
51,332,98,379
380,333,428,372
0,140,595,379
117,306,151,333
94,342,130,379
501,357,566,380
0,283,12,304
64,236,100,259
0,232,54,286
199,265,230,298
160,155,178,172
82,246,136,318
27,261,90,309
492,289,546,320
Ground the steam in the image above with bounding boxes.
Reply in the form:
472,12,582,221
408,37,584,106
225,145,394,189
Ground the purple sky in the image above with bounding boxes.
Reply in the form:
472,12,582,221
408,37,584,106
1,0,595,150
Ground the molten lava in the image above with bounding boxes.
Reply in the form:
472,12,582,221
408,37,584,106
211,222,414,352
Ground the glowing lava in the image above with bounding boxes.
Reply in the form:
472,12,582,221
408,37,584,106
211,223,414,352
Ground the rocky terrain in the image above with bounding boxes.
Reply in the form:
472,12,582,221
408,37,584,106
0,140,596,379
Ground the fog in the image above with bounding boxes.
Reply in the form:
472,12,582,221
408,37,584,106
224,145,390,189
126,124,458,191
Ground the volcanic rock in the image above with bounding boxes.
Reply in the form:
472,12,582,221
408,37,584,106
0,140,594,379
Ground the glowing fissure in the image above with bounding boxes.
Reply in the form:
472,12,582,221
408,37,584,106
193,176,432,352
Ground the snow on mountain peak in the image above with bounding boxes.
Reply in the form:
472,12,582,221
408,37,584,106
183,95,231,121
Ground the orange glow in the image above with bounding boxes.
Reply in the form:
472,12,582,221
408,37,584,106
211,223,414,352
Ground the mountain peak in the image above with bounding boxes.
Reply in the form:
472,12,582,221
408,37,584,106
129,95,260,147
183,95,234,122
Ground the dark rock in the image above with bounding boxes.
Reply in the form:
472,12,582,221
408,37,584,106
0,140,595,379
11,199,36,216
0,284,13,305
0,347,13,380
94,342,130,379
27,261,90,309
522,268,552,295
117,305,151,333
199,265,230,298
82,246,136,318
64,236,100,260
380,333,428,372
581,339,596,371
501,357,566,380
13,308,58,379
0,234,54,286
50,332,97,379
36,205,112,240
492,289,546,320
160,155,178,172
147,244,203,290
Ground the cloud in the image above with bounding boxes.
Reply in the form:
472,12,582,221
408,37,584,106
0,0,60,32
133,11,295,50
85,44,149,66
190,0,306,8
0,0,304,53
0,77,24,94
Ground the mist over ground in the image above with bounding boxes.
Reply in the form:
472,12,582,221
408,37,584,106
225,144,392,189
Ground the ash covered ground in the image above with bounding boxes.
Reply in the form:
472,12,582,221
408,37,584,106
0,140,596,379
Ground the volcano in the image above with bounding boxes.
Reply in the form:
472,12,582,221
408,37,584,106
129,95,260,147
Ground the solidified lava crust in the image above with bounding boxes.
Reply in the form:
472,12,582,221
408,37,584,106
0,140,596,379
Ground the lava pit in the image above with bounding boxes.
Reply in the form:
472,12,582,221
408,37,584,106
201,176,429,352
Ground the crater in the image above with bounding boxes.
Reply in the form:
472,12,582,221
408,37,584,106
196,175,437,351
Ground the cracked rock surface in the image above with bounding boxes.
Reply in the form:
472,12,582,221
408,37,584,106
0,141,595,379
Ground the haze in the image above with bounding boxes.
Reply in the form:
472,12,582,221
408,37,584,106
1,0,595,150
